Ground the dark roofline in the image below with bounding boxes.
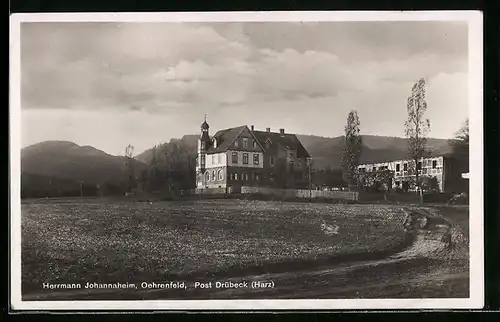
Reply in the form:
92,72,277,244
207,125,310,158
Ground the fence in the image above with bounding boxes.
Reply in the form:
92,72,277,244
357,191,455,204
240,186,359,201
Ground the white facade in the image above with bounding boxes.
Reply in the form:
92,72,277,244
205,152,227,168
358,156,445,191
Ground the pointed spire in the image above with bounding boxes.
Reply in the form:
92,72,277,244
201,115,209,130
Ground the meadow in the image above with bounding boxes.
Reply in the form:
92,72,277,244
21,199,412,295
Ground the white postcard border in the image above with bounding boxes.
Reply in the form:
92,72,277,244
9,10,484,311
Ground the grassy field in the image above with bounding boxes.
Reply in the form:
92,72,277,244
21,199,411,294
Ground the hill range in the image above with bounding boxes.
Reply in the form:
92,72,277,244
21,135,454,189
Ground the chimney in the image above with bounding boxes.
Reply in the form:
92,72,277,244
250,125,254,131
266,127,271,133
279,128,285,136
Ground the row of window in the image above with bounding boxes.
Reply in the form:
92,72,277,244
395,168,442,176
229,172,261,181
232,152,266,165
360,160,441,173
234,138,258,149
203,171,279,182
203,153,277,167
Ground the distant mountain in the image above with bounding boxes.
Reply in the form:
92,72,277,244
135,134,453,170
21,141,147,185
21,135,454,189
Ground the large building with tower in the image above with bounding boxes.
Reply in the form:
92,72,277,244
196,119,311,190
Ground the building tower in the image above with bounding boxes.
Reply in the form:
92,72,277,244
196,116,210,187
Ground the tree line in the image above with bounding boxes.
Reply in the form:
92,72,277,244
130,138,197,194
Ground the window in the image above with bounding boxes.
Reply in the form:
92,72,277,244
212,154,216,164
234,139,239,148
269,172,275,181
396,163,400,172
373,167,377,172
253,141,257,148
432,160,437,169
218,170,223,181
212,171,216,181
243,153,249,164
403,163,408,171
232,152,238,164
205,172,210,182
243,173,248,181
235,173,239,180
395,181,400,187
417,161,422,170
252,172,257,181
253,154,259,165
243,138,248,148
270,156,275,166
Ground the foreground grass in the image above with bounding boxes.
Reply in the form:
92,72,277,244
22,199,408,293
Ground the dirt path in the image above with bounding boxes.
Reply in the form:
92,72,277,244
23,207,469,300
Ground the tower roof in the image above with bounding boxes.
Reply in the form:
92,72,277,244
201,114,209,130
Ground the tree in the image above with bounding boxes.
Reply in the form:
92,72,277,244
404,78,431,200
421,175,440,192
450,118,469,166
143,138,198,191
341,110,362,190
357,169,394,193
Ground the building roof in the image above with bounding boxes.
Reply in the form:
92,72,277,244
205,125,310,158
252,130,310,158
207,125,247,154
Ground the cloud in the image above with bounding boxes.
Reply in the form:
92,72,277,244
19,21,469,150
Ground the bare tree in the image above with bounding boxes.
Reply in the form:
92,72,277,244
456,118,469,143
450,118,469,158
449,118,470,179
404,78,431,199
125,144,135,193
341,110,362,190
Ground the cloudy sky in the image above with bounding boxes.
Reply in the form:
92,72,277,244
21,21,469,155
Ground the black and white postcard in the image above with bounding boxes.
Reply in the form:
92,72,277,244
9,11,483,310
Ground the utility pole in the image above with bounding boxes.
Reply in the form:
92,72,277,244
308,157,312,198
125,145,135,194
